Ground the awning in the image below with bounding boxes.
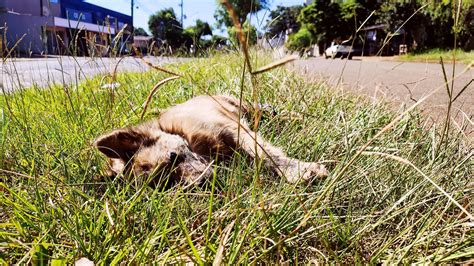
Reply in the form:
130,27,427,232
54,17,116,34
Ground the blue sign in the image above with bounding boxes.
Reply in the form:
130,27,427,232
66,8,93,23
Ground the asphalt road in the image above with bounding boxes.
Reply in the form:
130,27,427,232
292,57,473,138
1,56,184,92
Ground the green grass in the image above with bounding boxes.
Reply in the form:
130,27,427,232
398,48,474,65
0,52,473,264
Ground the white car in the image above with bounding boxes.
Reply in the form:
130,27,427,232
324,41,354,59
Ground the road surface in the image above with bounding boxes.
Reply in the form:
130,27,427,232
1,56,184,92
292,57,473,138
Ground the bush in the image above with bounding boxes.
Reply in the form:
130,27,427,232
285,27,314,52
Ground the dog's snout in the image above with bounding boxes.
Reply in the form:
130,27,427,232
169,152,185,164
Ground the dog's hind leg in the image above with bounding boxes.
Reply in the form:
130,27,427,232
230,122,328,183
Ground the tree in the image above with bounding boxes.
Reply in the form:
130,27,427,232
340,0,382,28
185,20,213,41
214,0,270,28
148,8,184,49
463,6,474,50
265,5,303,38
228,21,257,46
374,0,474,50
133,27,149,36
210,35,228,47
298,0,351,48
375,1,429,50
184,20,213,55
420,0,473,49
285,26,314,54
297,0,473,53
199,35,229,51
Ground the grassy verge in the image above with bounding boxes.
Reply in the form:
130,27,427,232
0,53,473,264
398,48,474,65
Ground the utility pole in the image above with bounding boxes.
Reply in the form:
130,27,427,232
131,0,134,30
130,0,135,46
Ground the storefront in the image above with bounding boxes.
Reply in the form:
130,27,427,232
0,0,132,55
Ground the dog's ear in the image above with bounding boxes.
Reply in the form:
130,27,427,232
94,128,148,161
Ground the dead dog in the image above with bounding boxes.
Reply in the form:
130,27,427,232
94,95,328,186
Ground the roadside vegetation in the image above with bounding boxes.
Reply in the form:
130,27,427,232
266,1,474,56
399,48,474,65
1,51,472,264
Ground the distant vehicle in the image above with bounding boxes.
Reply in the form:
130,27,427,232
324,40,354,59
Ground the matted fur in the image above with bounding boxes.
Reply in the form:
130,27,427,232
94,95,328,185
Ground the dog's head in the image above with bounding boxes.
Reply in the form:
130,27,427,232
94,124,212,186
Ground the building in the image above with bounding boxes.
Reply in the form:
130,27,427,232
133,35,153,54
0,0,132,56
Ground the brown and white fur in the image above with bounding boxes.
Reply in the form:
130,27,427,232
94,95,328,186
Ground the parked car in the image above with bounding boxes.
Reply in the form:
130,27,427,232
324,40,354,59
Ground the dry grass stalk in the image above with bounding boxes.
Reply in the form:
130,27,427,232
0,169,34,180
105,201,115,226
140,75,180,119
110,56,126,83
213,220,235,266
251,55,299,75
2,33,26,62
219,0,252,73
132,45,182,77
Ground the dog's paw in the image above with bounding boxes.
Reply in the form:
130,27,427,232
285,162,329,183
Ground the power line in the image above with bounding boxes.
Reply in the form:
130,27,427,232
135,0,155,15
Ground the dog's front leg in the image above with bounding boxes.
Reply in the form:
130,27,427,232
233,124,328,183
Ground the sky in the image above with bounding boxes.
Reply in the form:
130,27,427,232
85,0,305,35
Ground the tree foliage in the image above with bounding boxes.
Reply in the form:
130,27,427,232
184,20,213,54
298,0,351,45
148,8,184,48
148,8,219,54
296,0,474,51
228,21,257,46
184,19,213,41
265,5,303,38
285,26,314,52
133,27,149,36
463,6,474,50
214,0,270,28
375,0,474,49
